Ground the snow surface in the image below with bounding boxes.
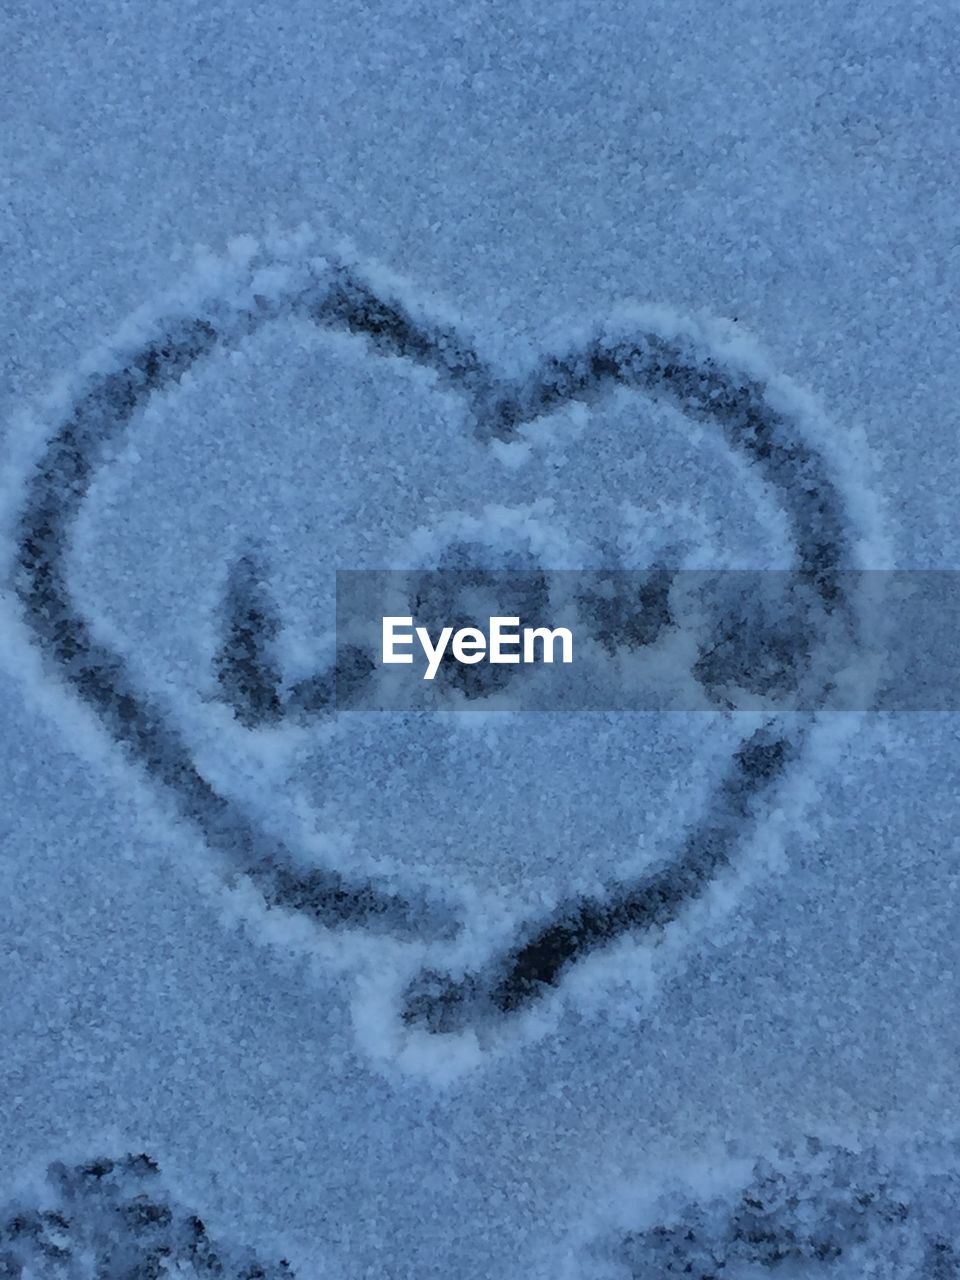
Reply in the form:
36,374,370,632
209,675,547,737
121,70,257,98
2,1,960,1276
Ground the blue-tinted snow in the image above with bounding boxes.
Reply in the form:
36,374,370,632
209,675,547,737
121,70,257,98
2,2,960,1276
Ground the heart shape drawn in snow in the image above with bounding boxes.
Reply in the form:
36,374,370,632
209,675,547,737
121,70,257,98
5,232,884,1066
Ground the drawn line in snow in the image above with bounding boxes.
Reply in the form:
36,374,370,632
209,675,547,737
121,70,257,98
402,728,797,1032
11,243,863,1034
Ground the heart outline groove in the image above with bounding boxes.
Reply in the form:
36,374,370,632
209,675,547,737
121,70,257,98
10,237,868,1037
